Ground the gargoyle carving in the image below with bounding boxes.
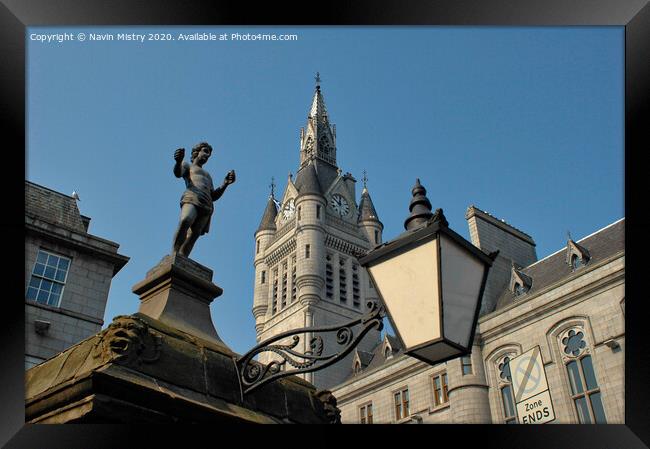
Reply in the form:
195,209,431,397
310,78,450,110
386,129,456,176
315,390,342,424
92,315,161,366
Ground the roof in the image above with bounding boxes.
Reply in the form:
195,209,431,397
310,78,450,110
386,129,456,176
346,334,405,380
294,161,323,196
309,86,330,126
495,218,624,310
358,187,381,224
355,350,374,367
256,196,278,233
25,181,86,233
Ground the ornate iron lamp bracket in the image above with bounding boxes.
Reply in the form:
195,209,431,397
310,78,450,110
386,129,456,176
234,301,385,397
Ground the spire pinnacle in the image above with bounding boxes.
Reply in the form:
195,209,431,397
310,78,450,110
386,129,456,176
269,177,276,198
315,71,321,89
362,170,368,190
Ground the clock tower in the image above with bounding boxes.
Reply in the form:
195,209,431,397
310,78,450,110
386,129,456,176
252,77,384,389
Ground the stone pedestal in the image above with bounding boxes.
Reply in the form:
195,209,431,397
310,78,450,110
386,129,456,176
132,253,225,345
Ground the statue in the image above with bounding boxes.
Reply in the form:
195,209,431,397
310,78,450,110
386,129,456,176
171,142,236,257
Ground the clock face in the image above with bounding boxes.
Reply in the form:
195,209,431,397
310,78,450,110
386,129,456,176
282,198,295,220
330,194,350,217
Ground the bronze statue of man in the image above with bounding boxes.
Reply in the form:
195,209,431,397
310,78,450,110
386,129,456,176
171,142,236,257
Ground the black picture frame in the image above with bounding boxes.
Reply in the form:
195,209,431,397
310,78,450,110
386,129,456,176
2,0,647,447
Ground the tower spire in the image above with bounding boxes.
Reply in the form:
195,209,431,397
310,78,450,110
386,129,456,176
299,74,337,168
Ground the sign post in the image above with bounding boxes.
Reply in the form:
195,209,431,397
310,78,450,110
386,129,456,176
510,346,556,424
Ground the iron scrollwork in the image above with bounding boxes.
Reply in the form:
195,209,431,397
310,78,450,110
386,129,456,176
235,301,385,396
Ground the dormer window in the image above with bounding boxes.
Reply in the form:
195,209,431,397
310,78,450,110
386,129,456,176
384,347,392,359
353,361,362,375
509,263,532,297
566,239,590,271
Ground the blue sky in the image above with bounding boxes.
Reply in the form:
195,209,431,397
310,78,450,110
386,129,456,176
27,27,624,355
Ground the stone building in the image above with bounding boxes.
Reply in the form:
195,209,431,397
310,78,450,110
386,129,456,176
252,81,383,389
331,211,624,424
25,181,129,368
251,81,624,424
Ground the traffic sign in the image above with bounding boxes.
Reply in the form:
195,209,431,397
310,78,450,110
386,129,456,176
510,346,555,424
516,390,556,424
511,346,548,403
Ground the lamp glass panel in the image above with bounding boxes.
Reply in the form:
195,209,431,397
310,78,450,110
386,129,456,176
440,235,485,348
368,238,441,349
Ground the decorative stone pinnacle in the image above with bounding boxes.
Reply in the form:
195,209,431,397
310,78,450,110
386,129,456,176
404,178,434,231
315,72,321,89
362,170,368,189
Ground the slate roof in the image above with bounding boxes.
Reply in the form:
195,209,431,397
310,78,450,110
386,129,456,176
347,334,405,380
256,196,278,233
25,181,86,233
358,187,381,223
294,161,323,196
356,350,374,368
495,218,624,310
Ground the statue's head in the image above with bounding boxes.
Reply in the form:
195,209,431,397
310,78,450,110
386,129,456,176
191,142,213,163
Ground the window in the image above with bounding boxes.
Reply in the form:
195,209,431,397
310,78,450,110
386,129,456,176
26,249,71,307
298,206,301,221
305,244,310,259
271,269,278,314
316,205,321,219
514,283,527,296
394,388,410,420
384,346,392,359
461,355,473,375
432,372,449,407
291,256,297,302
281,262,288,309
256,239,260,254
561,329,606,423
261,270,266,284
360,403,373,424
497,355,517,423
501,385,517,424
325,256,334,300
374,229,379,244
339,259,347,304
352,264,360,308
571,254,584,270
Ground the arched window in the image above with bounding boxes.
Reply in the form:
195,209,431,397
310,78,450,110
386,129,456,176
496,354,517,424
514,283,527,296
571,254,583,270
559,328,607,423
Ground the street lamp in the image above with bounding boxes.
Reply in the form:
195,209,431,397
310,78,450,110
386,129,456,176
359,179,496,365
236,178,495,395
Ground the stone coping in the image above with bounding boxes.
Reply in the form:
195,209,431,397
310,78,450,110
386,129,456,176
26,313,338,424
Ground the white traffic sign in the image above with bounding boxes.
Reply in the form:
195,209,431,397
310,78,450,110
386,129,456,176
511,346,548,403
516,390,556,424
